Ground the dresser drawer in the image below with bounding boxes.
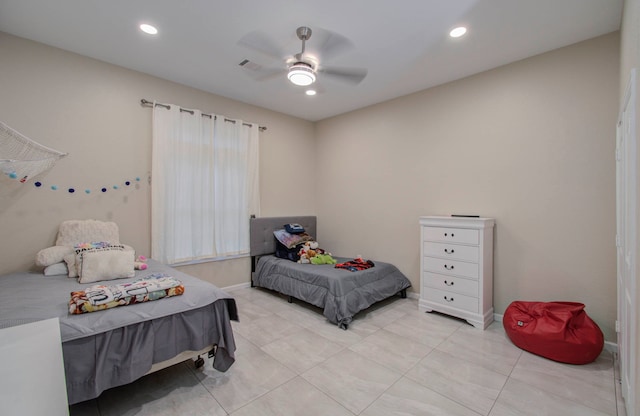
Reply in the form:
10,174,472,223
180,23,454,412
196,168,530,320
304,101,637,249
423,272,479,297
423,226,479,245
423,241,479,262
423,257,479,279
424,288,478,313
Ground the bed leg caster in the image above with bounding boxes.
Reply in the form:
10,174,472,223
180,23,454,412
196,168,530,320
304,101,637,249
194,356,205,369
399,289,407,299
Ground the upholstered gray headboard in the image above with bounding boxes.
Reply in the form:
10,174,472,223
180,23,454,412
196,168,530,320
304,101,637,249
249,215,317,256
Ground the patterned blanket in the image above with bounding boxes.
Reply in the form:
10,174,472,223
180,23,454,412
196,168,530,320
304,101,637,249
69,273,184,314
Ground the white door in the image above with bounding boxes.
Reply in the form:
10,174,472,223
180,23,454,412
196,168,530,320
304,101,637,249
617,68,637,415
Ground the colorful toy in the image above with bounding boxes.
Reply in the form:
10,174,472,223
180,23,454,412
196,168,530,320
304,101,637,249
310,253,337,265
134,255,148,270
297,241,332,264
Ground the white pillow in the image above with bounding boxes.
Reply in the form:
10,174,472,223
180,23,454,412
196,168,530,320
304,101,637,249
63,252,78,278
43,262,68,276
56,219,120,247
76,246,135,284
36,246,74,267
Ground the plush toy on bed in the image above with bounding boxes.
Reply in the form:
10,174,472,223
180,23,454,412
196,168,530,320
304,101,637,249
297,241,333,264
297,241,317,264
134,255,148,270
297,243,311,264
310,253,337,265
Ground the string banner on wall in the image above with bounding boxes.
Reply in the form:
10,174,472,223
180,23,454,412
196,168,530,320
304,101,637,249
0,121,67,183
31,175,148,195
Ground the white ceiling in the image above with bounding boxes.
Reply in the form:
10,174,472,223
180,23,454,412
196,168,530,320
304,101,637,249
0,0,623,122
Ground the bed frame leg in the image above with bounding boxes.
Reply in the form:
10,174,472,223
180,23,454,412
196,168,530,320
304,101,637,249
195,345,217,370
288,296,293,303
194,356,205,368
251,256,256,287
400,289,407,298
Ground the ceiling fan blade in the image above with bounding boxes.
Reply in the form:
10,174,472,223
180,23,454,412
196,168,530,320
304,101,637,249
238,30,289,61
254,68,286,82
308,27,354,62
318,66,368,85
238,59,285,81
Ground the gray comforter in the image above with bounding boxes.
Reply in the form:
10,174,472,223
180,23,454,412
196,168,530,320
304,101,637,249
0,259,237,404
254,255,411,329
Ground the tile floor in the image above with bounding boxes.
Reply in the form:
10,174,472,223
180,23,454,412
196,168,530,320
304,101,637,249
69,287,626,416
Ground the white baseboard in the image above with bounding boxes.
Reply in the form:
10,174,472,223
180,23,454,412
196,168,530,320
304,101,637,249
223,282,251,292
604,341,618,354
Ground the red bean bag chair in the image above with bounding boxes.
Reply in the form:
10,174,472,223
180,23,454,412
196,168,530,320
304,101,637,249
503,301,604,364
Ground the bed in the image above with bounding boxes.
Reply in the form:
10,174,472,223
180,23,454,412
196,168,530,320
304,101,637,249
250,215,411,329
0,259,237,405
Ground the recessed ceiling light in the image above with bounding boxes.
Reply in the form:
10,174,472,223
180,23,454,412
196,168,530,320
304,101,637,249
140,24,158,35
305,90,317,96
449,26,467,38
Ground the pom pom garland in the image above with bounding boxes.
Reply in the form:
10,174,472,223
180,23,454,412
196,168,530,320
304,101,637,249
27,176,146,196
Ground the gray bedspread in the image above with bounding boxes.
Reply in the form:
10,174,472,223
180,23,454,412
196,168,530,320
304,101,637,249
254,255,411,329
0,259,237,404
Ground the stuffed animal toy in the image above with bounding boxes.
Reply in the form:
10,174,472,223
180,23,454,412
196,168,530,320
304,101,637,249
298,241,320,263
310,253,337,265
298,251,311,264
298,241,333,264
297,241,313,263
306,241,319,258
134,255,148,270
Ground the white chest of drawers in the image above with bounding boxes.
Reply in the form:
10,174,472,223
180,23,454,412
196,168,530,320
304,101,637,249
419,216,495,329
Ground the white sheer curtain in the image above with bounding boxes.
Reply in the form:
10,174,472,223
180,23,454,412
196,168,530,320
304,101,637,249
151,103,260,264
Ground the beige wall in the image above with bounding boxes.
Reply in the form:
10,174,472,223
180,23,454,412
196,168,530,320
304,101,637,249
0,32,316,287
316,33,619,340
0,30,620,342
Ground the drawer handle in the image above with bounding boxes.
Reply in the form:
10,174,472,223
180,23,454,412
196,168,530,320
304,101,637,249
444,248,455,254
444,280,454,286
444,295,454,302
444,264,454,270
444,232,455,237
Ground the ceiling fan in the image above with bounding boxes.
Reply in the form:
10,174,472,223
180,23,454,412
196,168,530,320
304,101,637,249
238,26,368,87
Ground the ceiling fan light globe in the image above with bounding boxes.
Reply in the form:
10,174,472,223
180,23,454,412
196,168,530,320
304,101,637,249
288,63,316,86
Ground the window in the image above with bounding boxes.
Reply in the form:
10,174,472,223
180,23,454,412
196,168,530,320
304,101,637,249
151,104,259,264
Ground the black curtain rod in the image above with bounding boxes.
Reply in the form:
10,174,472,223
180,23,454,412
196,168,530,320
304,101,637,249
140,99,267,131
